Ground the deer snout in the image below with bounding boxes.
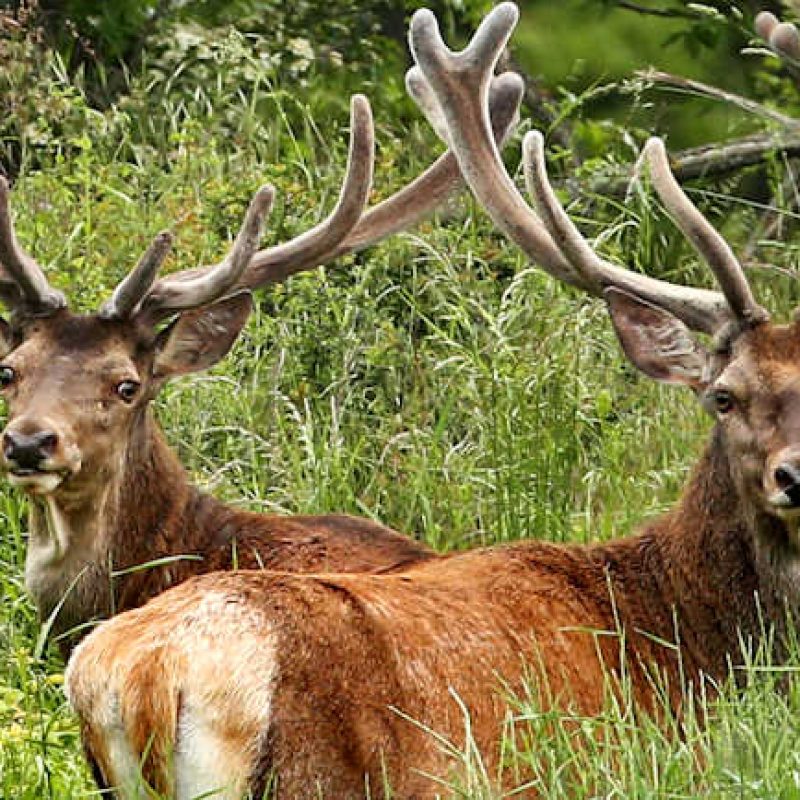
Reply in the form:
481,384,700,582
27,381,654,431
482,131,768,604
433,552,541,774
767,448,800,511
0,419,76,493
3,429,59,472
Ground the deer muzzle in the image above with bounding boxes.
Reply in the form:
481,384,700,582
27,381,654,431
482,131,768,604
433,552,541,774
1,420,78,494
766,447,800,513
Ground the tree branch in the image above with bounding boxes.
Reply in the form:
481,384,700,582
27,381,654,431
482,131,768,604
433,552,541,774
613,1,701,20
582,132,800,196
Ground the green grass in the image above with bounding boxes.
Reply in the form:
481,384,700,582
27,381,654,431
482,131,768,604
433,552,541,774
4,24,800,799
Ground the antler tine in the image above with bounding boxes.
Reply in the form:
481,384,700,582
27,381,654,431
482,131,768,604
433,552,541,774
408,3,734,335
755,11,800,61
139,185,275,323
228,93,375,288
0,177,66,316
522,132,731,333
407,5,579,286
405,65,454,148
234,75,521,288
336,72,523,256
644,138,769,326
411,2,518,79
98,231,173,320
522,131,605,293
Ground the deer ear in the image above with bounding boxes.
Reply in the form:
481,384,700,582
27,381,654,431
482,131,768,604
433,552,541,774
605,288,710,391
152,291,253,379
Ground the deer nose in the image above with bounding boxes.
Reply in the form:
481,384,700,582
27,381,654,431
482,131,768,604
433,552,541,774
3,430,58,470
775,461,800,507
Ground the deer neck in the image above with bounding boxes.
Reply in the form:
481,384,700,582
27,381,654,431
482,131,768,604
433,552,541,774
24,409,209,638
652,427,800,666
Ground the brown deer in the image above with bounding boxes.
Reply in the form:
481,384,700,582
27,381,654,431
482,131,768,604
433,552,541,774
64,5,800,798
0,85,522,653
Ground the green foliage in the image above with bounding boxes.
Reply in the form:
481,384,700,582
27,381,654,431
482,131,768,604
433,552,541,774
438,630,800,798
35,0,402,84
595,1,747,52
39,0,162,61
0,7,96,176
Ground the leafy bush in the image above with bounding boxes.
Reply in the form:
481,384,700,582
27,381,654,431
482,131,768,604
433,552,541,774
0,4,98,176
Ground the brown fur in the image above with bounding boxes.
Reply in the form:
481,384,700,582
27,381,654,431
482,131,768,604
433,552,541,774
67,321,800,797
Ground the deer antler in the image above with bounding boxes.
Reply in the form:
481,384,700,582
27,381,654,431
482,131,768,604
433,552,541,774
407,2,764,335
98,232,173,319
241,71,523,286
101,93,373,324
0,75,521,326
755,10,800,62
99,79,522,325
641,138,768,325
119,185,276,323
0,178,66,317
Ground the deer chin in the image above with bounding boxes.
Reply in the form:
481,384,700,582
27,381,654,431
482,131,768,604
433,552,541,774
766,490,800,526
7,469,70,495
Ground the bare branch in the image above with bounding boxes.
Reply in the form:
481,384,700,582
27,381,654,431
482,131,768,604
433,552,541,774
614,1,701,20
585,132,800,197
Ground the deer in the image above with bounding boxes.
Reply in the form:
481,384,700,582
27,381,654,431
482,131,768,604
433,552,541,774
63,4,800,798
0,83,522,655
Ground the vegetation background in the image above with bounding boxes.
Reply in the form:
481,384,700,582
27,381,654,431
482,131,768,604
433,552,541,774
2,0,800,796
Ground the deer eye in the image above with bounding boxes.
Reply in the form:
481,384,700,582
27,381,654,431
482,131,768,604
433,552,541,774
713,389,735,415
115,380,140,403
0,365,16,389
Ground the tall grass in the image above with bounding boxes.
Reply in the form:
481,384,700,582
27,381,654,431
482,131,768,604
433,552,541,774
3,33,800,799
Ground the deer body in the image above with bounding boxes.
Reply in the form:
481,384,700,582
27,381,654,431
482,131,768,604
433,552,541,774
25,398,433,643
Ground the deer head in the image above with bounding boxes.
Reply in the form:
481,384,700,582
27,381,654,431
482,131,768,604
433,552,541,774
0,87,522,502
0,176,273,497
407,3,800,542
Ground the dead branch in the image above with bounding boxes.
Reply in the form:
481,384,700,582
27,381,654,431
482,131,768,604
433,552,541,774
581,132,800,196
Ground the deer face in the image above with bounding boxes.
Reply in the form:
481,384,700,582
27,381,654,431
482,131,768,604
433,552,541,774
707,323,800,522
606,289,800,527
0,314,147,495
0,296,251,497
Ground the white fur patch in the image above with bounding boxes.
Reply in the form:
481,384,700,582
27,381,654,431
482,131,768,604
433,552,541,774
24,496,77,597
7,471,64,493
67,587,279,799
62,666,148,800
24,486,112,622
104,718,150,799
173,591,278,799
175,701,241,800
